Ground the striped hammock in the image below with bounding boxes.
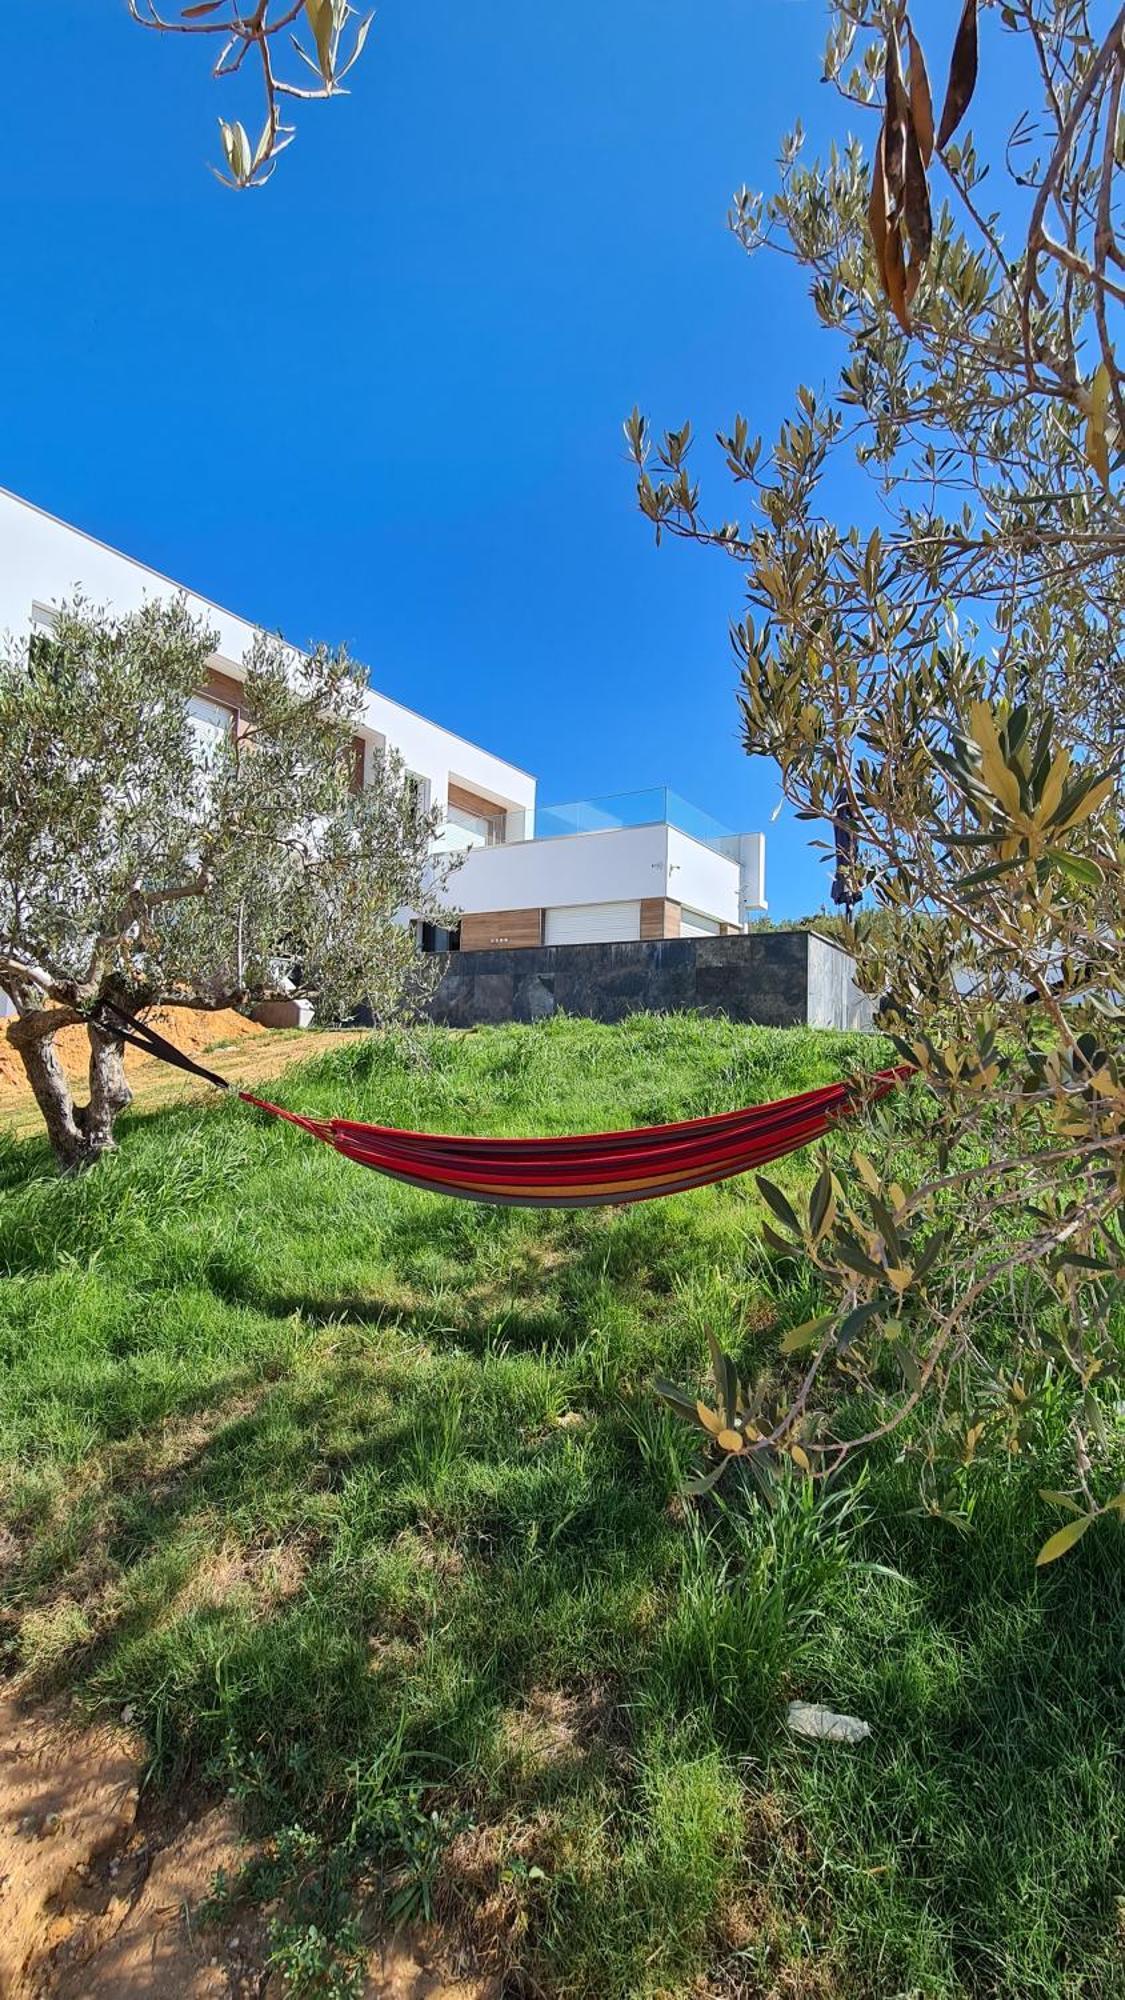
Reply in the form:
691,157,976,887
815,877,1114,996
97,1005,909,1210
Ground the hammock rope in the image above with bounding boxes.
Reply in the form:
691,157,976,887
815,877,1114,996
94,1003,910,1210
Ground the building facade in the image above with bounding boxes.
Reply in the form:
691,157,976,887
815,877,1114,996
0,487,766,1012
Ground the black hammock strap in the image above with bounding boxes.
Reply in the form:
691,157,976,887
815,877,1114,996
91,1001,233,1092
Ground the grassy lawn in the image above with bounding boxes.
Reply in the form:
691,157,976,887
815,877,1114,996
1,1016,1123,1998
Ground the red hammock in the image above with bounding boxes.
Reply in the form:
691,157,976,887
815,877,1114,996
97,1007,909,1210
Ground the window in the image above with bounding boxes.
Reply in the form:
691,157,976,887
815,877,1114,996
28,602,61,675
188,692,237,763
419,921,460,954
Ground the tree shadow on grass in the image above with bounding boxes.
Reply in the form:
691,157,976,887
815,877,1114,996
10,1344,661,1838
8,1311,1125,1997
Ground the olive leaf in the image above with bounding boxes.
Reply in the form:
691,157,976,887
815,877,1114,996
305,0,335,84
1084,361,1113,486
1035,1514,1093,1566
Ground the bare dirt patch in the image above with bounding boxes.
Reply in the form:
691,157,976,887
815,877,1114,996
0,1699,496,2000
0,1008,265,1096
0,1696,254,1998
0,1011,366,1140
498,1689,602,1779
360,1931,496,1999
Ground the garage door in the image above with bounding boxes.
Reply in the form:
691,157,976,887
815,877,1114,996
681,909,721,938
544,901,642,945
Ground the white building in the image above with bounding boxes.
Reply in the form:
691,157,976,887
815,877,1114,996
0,487,765,1007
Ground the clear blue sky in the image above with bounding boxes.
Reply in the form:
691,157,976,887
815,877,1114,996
1,0,859,917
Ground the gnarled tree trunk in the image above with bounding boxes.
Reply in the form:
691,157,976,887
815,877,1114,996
83,1020,133,1158
8,1004,131,1172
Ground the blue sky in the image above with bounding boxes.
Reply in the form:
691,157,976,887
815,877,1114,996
1,0,862,916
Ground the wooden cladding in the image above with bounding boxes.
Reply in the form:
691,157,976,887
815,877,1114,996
640,898,682,941
203,667,245,711
460,907,544,952
199,667,249,746
448,782,506,821
350,736,366,793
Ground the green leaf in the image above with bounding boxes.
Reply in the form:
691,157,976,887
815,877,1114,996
1035,1514,1093,1566
1046,850,1105,887
1037,1489,1086,1518
756,1175,802,1238
808,1163,837,1241
683,1460,730,1497
761,1223,803,1259
838,1301,884,1344
652,1377,701,1422
779,1312,835,1355
305,0,334,81
834,1233,884,1280
704,1329,737,1425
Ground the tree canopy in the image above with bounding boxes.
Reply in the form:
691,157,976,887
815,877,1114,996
0,599,452,1167
640,0,1125,1553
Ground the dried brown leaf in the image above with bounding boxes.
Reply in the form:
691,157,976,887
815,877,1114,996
937,0,978,150
868,126,890,295
907,22,935,166
884,31,909,216
884,212,912,334
903,113,932,263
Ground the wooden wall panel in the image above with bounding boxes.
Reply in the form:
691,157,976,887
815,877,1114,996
640,898,681,941
460,908,543,951
203,667,244,712
448,782,506,821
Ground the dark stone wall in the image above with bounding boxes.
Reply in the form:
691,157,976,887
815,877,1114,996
425,932,873,1032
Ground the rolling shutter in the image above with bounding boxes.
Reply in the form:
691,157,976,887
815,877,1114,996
543,901,642,945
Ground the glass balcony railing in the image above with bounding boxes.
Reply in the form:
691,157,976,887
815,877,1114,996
444,788,736,851
468,788,734,850
446,802,508,845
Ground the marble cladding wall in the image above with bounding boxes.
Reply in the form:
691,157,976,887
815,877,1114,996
425,932,874,1032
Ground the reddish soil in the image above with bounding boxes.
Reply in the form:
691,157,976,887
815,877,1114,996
0,1007,266,1094
0,1011,364,1141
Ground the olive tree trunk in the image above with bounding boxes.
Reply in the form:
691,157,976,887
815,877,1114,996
8,1011,132,1171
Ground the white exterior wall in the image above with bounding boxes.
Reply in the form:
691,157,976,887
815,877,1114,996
454,822,744,927
666,826,744,927
0,488,535,833
0,486,767,1010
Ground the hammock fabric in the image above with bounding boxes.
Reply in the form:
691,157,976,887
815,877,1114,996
95,1005,910,1211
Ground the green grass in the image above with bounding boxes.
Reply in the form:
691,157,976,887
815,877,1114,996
1,1015,1123,1999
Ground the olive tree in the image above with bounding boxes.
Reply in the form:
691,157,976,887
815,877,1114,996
638,0,1125,1557
0,598,454,1169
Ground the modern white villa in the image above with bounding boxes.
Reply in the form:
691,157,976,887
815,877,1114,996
0,486,766,1002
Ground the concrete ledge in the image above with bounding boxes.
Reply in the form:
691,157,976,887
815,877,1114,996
250,998,315,1030
426,932,872,1032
